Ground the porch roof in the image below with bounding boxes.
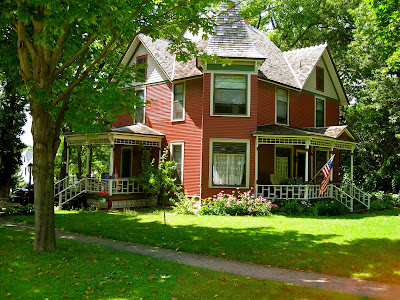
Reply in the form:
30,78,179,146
252,124,357,151
64,124,164,147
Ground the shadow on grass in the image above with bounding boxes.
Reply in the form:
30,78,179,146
279,207,400,219
6,210,400,284
41,210,400,284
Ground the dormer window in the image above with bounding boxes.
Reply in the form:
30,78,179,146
316,67,324,91
136,55,147,81
212,74,248,116
276,88,289,125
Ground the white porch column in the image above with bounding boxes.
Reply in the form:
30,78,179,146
350,147,354,183
255,138,259,195
305,141,310,200
329,145,334,198
109,144,115,196
66,146,70,177
86,145,91,177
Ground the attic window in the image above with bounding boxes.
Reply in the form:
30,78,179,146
316,67,324,91
136,55,147,81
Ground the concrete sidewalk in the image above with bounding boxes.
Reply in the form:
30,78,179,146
2,219,400,299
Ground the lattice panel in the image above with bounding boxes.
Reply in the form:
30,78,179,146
113,138,160,147
257,138,306,145
334,143,353,150
310,140,332,148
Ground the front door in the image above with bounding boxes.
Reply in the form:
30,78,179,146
121,148,132,177
296,151,306,180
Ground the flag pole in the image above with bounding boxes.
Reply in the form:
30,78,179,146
307,154,335,185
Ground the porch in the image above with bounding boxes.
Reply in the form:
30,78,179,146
56,124,164,209
253,124,370,212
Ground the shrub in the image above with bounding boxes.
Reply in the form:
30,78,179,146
4,203,34,215
199,189,274,216
275,199,347,216
170,192,195,215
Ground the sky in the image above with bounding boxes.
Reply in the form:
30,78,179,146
21,112,33,147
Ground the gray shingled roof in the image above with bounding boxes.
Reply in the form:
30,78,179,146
247,26,300,88
132,4,328,89
204,1,265,59
284,44,327,88
111,124,164,136
252,124,355,141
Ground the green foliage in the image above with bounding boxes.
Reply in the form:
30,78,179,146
170,191,195,215
134,147,179,203
369,191,400,211
273,199,347,216
4,203,34,216
199,190,273,216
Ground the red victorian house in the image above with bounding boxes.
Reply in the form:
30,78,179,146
59,3,369,212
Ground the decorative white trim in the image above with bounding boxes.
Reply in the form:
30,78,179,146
210,72,251,118
275,87,290,125
170,141,184,185
208,138,250,189
171,82,186,122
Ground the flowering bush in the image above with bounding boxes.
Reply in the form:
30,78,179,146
95,191,108,198
199,189,275,216
271,199,347,216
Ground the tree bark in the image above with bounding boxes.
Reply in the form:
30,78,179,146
59,137,67,180
0,179,11,200
32,104,60,252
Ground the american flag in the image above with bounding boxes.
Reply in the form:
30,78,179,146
318,154,335,195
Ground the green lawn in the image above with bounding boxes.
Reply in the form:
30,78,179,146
7,208,400,285
0,226,362,299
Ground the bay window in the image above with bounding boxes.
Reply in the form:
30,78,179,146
210,140,249,187
213,74,248,115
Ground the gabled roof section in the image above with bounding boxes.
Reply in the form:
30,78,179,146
247,26,300,88
253,124,357,142
110,124,164,136
204,1,265,60
284,44,327,88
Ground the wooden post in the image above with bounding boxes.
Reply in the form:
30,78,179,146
305,141,310,200
86,145,90,177
350,147,354,183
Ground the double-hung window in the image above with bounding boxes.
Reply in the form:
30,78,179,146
172,83,185,121
210,140,249,187
276,88,289,124
315,98,325,127
171,142,184,185
134,90,145,124
213,74,248,115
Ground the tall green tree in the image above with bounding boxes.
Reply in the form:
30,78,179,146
0,28,26,200
0,0,222,252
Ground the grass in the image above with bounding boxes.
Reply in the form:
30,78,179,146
0,226,362,300
6,208,400,284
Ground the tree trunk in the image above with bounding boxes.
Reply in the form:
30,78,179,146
59,137,67,180
32,105,60,252
0,179,11,200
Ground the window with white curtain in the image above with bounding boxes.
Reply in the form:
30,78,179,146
171,142,184,185
134,90,145,124
211,142,247,186
172,83,185,121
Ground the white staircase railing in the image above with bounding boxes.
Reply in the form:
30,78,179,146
257,183,370,212
54,177,86,206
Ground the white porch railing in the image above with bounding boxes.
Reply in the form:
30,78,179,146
257,184,370,212
54,177,141,206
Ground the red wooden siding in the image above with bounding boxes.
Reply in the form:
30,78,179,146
257,81,275,125
326,99,340,126
112,114,133,127
201,74,258,198
145,79,203,197
257,145,274,184
289,91,315,127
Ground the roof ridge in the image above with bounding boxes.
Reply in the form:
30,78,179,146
284,43,327,54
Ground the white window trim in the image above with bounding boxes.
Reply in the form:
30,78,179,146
209,72,252,118
315,97,326,127
171,81,186,122
134,88,146,124
120,146,133,178
275,87,290,125
170,141,184,185
209,138,250,189
274,145,294,179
